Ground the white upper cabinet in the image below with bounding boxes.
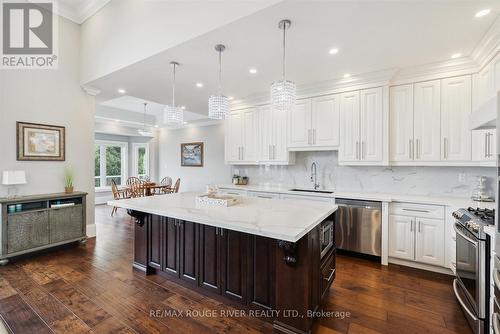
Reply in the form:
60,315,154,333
288,95,339,151
258,105,294,165
441,75,472,161
390,85,414,162
311,95,340,148
414,80,441,162
472,62,495,112
360,87,384,162
288,99,312,149
339,91,360,162
472,129,496,164
224,108,258,164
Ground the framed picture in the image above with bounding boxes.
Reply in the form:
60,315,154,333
17,122,65,161
181,142,203,167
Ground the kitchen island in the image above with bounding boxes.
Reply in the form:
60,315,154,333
108,192,337,334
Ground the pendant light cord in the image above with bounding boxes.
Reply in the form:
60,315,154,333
172,63,176,107
282,23,286,81
143,103,147,130
218,49,222,95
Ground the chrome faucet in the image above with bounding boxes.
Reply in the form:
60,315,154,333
310,162,320,190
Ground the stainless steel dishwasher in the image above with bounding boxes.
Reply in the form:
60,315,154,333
335,198,382,256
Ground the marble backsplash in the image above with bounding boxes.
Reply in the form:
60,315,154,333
231,151,496,199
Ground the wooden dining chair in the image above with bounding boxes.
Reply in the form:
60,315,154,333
160,177,172,194
126,177,144,198
110,179,128,216
172,178,180,193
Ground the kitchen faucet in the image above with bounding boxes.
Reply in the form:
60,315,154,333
310,162,320,190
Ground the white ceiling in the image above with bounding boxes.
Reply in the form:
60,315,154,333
89,0,500,118
58,0,109,24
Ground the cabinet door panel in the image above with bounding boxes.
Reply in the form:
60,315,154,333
7,210,49,254
179,221,198,284
242,107,258,162
360,87,383,161
258,105,272,161
273,108,289,161
288,99,312,148
388,215,414,261
472,129,496,162
199,225,221,293
415,218,444,266
221,229,247,304
148,215,162,269
225,111,243,162
248,235,275,310
390,85,414,162
49,206,84,243
441,76,472,161
339,91,360,162
164,218,179,277
414,80,441,161
312,95,340,147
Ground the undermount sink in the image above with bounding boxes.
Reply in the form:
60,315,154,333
289,188,334,194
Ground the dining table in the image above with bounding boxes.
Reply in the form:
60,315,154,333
125,182,171,197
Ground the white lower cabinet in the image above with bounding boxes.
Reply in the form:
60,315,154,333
389,203,445,267
389,215,415,261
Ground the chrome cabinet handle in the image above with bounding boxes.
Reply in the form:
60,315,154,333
402,208,430,213
220,228,224,237
241,147,244,160
418,220,421,233
257,195,273,199
273,145,276,160
313,129,316,145
269,145,272,160
416,139,420,160
409,140,413,159
324,268,335,282
485,133,488,158
361,141,365,160
443,137,448,159
356,141,359,160
308,129,311,145
410,219,413,232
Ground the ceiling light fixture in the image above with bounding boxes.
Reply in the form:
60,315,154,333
270,19,296,111
451,53,462,59
343,73,351,78
249,68,257,74
163,62,184,125
181,105,186,110
117,88,126,94
329,48,339,55
138,102,153,136
228,96,234,100
196,82,204,88
475,9,491,18
208,44,230,120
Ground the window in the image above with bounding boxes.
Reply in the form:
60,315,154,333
132,143,149,180
95,140,128,189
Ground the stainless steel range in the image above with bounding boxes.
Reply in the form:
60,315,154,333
453,207,494,334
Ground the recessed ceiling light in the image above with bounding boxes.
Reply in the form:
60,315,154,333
228,96,234,100
154,125,159,128
196,82,203,88
475,9,491,18
249,68,257,74
451,53,462,59
117,88,126,94
183,121,188,125
343,73,351,78
329,48,339,55
114,119,120,122
181,105,186,110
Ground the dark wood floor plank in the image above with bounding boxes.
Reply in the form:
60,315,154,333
0,295,53,334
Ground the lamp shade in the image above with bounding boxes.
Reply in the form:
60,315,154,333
2,171,27,185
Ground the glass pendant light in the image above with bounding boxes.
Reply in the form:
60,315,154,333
138,102,152,136
270,19,296,111
208,44,230,120
163,61,184,125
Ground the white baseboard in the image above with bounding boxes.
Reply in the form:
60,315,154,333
86,224,96,238
389,257,454,275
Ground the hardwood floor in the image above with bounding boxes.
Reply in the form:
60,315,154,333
0,205,471,334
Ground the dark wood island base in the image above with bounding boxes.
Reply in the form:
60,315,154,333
130,210,336,334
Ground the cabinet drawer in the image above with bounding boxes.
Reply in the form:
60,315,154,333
280,194,334,202
320,251,336,300
218,189,247,196
7,210,49,254
390,203,444,219
248,191,280,199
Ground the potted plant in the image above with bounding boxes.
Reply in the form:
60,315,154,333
64,167,74,194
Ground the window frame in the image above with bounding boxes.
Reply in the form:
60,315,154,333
132,143,150,180
95,140,128,191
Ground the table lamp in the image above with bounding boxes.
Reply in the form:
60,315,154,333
2,171,27,198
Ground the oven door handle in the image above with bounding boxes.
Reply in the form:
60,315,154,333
453,279,479,321
453,223,478,246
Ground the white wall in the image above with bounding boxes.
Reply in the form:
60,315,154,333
158,124,230,192
0,17,96,230
80,0,280,83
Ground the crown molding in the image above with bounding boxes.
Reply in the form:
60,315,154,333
58,0,110,24
81,85,101,96
472,15,500,70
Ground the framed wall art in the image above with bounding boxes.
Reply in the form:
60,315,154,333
181,142,203,167
17,122,66,161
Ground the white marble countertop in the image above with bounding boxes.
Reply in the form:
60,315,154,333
218,184,495,209
108,192,337,242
